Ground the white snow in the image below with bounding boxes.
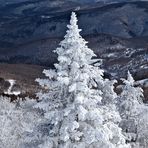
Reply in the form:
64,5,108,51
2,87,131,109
4,79,21,96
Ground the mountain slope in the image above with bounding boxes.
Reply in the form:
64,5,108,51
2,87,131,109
1,1,148,48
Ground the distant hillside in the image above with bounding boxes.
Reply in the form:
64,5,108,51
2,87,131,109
1,1,148,48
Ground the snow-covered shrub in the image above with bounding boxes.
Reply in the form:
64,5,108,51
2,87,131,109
0,96,42,148
137,106,148,148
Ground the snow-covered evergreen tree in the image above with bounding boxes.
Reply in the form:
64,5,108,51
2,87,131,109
35,12,130,148
118,71,144,146
101,79,121,124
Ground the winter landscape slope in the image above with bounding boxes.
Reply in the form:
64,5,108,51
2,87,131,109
1,0,148,47
0,0,147,100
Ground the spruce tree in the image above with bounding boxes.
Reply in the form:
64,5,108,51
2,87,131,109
35,12,130,148
118,71,144,146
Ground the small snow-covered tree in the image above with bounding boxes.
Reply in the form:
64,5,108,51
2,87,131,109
101,79,121,124
118,71,144,146
35,12,130,148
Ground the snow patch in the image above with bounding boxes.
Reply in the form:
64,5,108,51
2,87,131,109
4,79,21,96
